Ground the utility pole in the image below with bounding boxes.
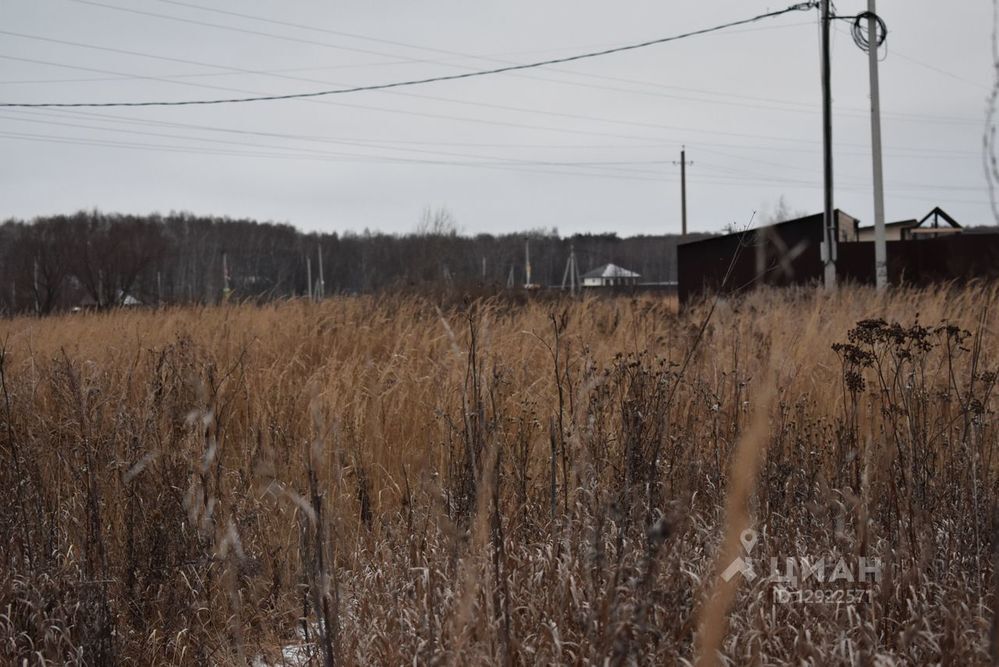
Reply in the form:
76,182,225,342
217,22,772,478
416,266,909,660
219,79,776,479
32,260,39,314
866,0,888,290
221,251,232,301
561,243,580,295
673,147,692,236
821,0,837,290
316,244,325,299
524,239,532,287
306,256,313,302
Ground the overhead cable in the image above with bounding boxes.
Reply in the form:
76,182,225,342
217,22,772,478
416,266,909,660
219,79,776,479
0,2,818,108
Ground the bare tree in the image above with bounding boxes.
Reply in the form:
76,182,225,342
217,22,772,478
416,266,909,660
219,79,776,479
68,212,167,308
5,218,75,315
763,195,808,224
415,206,461,237
986,0,999,224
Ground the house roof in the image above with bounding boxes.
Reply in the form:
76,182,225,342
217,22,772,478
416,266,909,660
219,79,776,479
916,206,961,229
858,218,917,231
581,263,640,279
678,209,857,247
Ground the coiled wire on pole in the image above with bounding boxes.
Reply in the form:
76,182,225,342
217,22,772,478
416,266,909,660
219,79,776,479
850,11,887,52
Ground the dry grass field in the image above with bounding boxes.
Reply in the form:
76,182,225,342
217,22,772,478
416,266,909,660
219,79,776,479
1,285,997,665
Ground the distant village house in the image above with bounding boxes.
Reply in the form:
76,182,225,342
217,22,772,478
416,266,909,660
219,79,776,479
582,263,640,287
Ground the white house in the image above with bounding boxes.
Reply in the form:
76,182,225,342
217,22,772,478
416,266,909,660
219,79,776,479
581,263,640,287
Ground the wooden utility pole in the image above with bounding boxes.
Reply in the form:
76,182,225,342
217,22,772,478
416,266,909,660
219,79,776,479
674,147,692,236
866,0,888,290
32,260,39,314
821,0,837,289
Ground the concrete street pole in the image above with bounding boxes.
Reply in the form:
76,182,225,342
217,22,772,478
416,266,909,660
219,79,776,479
821,0,837,290
867,0,888,290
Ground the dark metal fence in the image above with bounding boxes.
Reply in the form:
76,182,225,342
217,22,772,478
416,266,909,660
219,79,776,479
679,229,999,304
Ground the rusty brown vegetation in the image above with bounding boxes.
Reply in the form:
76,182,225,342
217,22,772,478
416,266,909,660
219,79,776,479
0,285,996,665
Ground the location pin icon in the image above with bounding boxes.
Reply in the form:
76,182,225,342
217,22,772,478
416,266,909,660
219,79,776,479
740,528,758,555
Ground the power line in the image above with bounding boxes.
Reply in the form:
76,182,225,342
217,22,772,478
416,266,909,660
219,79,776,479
0,111,668,177
0,129,671,181
0,56,474,86
8,32,849,126
0,31,330,83
830,22,989,91
2,106,645,150
2,12,835,121
112,0,835,117
2,37,979,166
8,39,971,151
0,2,818,108
1,127,988,206
5,98,976,166
0,52,280,97
8,108,984,189
0,20,818,87
74,0,816,108
2,26,980,128
696,159,988,192
69,0,457,65
17,105,978,169
0,54,671,144
140,0,805,58
20,16,942,149
9,32,883,142
133,0,833,118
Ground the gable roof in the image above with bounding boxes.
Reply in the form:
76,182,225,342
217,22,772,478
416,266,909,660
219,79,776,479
916,206,961,229
581,263,640,279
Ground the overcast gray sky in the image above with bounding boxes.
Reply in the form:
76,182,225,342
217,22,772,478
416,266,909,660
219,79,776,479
0,0,993,236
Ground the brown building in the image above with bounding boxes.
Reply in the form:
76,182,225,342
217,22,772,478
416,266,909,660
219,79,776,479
856,207,962,242
678,207,996,304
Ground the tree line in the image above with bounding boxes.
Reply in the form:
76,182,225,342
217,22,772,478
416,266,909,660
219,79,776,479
0,209,702,315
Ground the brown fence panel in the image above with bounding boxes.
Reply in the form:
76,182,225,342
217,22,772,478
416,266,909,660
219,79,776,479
681,233,999,304
837,242,874,284
839,235,999,286
678,223,824,303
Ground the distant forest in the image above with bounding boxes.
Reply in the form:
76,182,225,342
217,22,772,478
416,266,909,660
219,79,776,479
1,209,703,314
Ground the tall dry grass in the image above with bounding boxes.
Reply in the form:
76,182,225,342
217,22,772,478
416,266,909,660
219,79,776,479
0,284,996,664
